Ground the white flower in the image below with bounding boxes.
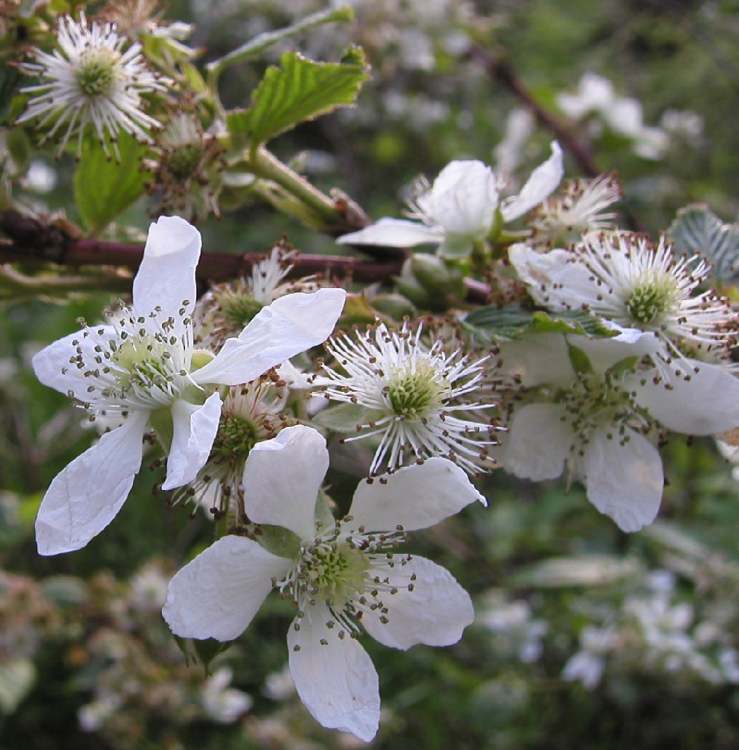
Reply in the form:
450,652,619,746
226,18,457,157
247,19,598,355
31,216,346,555
510,232,736,364
163,425,482,741
499,333,739,531
322,321,498,475
17,13,165,157
531,173,622,246
201,666,252,724
337,143,563,258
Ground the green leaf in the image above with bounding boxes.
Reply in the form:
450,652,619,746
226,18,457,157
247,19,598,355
227,49,369,148
566,343,593,374
668,203,739,281
463,306,615,342
73,132,148,235
313,402,370,434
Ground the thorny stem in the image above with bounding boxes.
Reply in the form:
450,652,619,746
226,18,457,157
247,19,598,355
0,210,491,303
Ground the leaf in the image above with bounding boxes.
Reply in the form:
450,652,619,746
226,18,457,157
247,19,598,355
566,343,593,374
227,49,369,148
0,660,35,715
313,403,369,433
463,306,615,342
511,555,642,588
74,132,148,235
668,203,739,281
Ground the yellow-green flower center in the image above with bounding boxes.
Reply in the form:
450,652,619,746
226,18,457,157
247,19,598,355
304,543,370,607
626,279,676,325
76,50,117,97
167,144,203,180
211,414,260,464
388,362,446,419
111,336,173,393
215,287,264,328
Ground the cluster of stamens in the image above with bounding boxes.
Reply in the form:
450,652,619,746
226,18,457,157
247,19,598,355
276,518,413,646
322,322,500,474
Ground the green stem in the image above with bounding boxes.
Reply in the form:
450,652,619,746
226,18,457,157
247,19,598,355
206,5,354,88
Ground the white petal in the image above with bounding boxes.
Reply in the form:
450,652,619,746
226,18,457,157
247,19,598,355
348,457,485,533
288,603,380,742
428,160,499,237
583,427,663,532
337,218,444,247
35,411,148,555
132,216,201,332
31,325,117,400
499,334,574,388
243,425,328,541
501,141,563,221
162,535,291,641
571,331,662,374
502,403,571,480
509,244,593,308
630,360,739,435
192,289,346,386
161,393,223,491
362,555,473,650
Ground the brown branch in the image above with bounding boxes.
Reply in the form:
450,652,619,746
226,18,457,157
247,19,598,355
0,210,490,304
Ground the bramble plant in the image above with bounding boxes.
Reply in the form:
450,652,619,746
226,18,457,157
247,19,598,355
1,1,738,746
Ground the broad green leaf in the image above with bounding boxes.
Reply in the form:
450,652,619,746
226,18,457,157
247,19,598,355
668,203,739,281
313,402,370,433
74,132,148,235
227,49,369,148
0,660,35,715
463,306,615,342
511,555,642,588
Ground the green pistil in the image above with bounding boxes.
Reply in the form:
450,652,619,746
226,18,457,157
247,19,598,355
215,288,264,328
211,414,260,463
112,337,171,392
167,144,203,180
76,51,116,97
307,543,369,606
388,363,445,419
626,280,676,325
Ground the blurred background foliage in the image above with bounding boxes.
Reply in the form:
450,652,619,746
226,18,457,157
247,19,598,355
1,1,738,748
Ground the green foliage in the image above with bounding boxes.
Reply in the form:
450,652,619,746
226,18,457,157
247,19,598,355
226,49,369,148
73,133,148,235
464,306,615,342
668,204,739,281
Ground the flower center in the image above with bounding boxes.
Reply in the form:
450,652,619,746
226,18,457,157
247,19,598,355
301,542,370,608
210,414,260,464
166,144,203,180
387,362,446,419
214,287,264,328
111,336,176,395
76,50,117,97
625,278,677,325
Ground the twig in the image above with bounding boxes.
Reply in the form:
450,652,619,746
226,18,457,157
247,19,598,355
0,210,490,303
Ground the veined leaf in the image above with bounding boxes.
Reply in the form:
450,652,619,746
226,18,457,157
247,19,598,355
74,132,148,235
227,48,369,148
668,203,739,281
463,306,615,342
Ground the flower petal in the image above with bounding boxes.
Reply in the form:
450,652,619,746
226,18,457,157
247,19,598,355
629,360,739,435
192,289,346,387
161,392,223,491
348,456,485,533
502,402,571,480
288,603,380,742
31,325,117,400
337,217,444,247
162,535,291,641
501,141,563,221
243,425,328,541
428,160,498,237
132,216,201,332
362,555,474,650
35,411,149,555
499,334,574,388
583,427,663,532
